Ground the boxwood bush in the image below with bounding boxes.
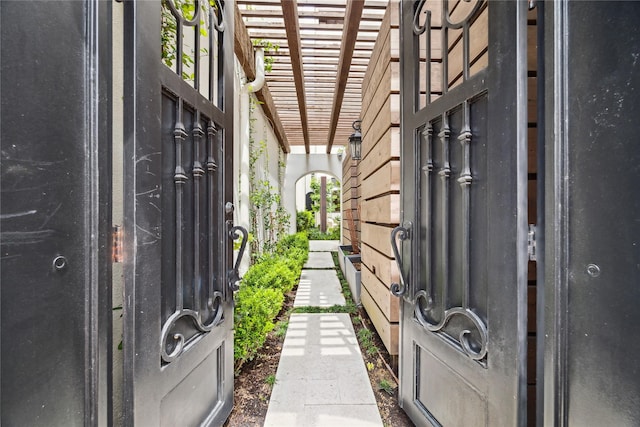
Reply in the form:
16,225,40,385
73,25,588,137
233,232,309,369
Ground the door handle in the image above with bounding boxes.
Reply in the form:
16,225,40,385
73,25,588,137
228,225,248,292
390,224,410,297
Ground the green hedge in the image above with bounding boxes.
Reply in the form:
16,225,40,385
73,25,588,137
307,226,340,240
296,210,314,232
233,232,309,368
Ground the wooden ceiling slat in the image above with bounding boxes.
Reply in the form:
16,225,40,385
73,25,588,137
325,0,365,153
241,9,384,22
245,20,382,32
234,3,290,153
281,0,310,153
238,0,386,154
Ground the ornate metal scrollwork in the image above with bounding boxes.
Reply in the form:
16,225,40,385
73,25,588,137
414,290,488,361
444,0,484,29
390,224,411,297
414,0,483,33
161,292,224,363
413,0,430,35
412,102,488,363
228,225,248,292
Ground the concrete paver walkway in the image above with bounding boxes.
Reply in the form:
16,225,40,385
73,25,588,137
304,252,335,269
309,240,339,252
264,241,383,427
294,270,345,307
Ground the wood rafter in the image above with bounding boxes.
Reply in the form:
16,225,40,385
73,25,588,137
234,4,290,153
281,0,310,153
326,0,365,153
237,0,386,150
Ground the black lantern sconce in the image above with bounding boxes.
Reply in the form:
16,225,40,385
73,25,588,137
349,119,362,160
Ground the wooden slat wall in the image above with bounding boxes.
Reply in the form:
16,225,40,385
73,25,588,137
341,154,359,248
356,1,401,355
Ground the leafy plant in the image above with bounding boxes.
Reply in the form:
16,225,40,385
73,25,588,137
307,226,340,240
357,328,379,356
161,0,219,81
308,175,341,214
273,320,288,339
296,210,314,233
247,99,291,261
252,39,279,73
234,286,283,366
233,233,309,370
265,374,277,387
378,379,395,395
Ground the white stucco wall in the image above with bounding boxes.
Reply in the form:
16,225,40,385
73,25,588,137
283,154,342,235
233,59,285,268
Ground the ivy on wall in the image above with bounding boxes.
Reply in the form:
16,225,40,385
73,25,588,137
248,97,290,261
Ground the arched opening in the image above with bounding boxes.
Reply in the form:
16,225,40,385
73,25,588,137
294,172,341,239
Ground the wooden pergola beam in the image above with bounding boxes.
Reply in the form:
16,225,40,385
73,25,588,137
234,3,290,153
326,0,365,153
281,0,310,153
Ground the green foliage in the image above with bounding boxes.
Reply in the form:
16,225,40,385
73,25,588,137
378,379,395,395
161,0,218,81
292,303,357,314
252,39,279,73
357,328,379,356
234,286,283,365
276,232,309,253
242,256,297,293
273,320,288,339
247,99,291,261
307,226,340,240
265,374,277,387
233,233,309,370
296,210,315,233
308,175,341,214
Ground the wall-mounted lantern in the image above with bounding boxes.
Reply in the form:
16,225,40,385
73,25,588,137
349,119,362,160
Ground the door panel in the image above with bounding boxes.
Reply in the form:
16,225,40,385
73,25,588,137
544,2,640,425
123,1,235,425
397,1,528,425
0,1,112,425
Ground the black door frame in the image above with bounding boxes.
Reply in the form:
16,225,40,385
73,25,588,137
396,0,529,425
0,0,112,425
122,0,236,425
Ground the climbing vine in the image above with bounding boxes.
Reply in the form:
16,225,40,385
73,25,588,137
252,39,279,73
161,0,219,82
248,97,290,261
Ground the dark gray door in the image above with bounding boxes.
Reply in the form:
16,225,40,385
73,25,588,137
1,1,112,425
543,2,640,425
394,1,529,425
122,1,237,425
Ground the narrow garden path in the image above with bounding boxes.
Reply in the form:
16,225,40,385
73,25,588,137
263,241,383,426
225,239,413,427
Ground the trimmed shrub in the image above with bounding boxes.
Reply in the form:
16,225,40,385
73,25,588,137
234,286,284,365
307,226,340,240
233,232,309,370
242,257,297,293
296,210,314,233
277,231,309,254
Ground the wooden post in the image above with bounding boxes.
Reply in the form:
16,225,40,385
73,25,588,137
320,176,327,232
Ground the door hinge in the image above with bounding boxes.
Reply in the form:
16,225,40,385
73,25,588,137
113,225,123,263
527,224,537,262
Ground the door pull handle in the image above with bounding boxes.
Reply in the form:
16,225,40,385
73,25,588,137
228,225,248,292
390,224,410,297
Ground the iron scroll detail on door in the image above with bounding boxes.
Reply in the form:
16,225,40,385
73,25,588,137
160,108,225,364
416,101,487,362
